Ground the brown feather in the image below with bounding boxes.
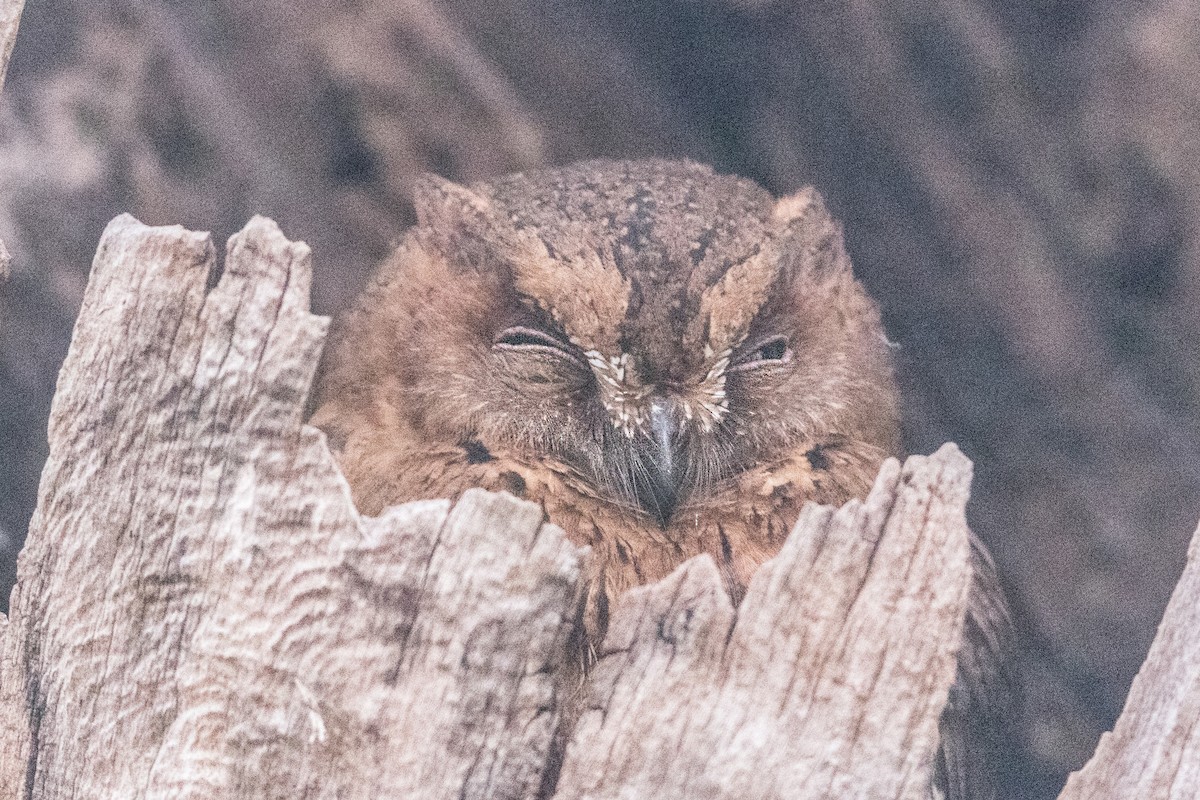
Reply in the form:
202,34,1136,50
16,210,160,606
310,158,1009,799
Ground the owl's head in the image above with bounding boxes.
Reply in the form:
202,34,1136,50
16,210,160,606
317,160,899,525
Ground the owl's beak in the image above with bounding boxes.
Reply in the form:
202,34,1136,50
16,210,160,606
644,399,684,525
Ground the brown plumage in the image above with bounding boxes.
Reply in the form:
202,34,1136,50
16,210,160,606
310,159,1009,799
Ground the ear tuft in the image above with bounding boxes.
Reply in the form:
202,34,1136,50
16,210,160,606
410,174,498,268
771,186,833,230
412,174,492,231
772,187,818,225
768,186,850,279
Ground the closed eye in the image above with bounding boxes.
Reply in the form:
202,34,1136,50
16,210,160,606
493,326,586,366
729,335,792,372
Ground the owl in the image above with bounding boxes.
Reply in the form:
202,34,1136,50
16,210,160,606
309,159,1009,799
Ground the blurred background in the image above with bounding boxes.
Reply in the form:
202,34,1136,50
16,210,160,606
2,2,1199,796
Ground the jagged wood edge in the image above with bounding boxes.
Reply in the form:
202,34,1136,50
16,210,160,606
0,214,583,799
0,0,23,278
0,211,1018,800
1057,521,1200,799
0,0,21,90
553,446,974,799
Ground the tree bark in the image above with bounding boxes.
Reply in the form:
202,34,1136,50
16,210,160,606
1057,518,1200,799
0,0,21,279
5,214,1197,798
0,215,586,799
555,454,972,799
0,0,21,87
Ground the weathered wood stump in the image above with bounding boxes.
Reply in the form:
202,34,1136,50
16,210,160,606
0,215,1197,798
0,0,22,87
0,0,25,277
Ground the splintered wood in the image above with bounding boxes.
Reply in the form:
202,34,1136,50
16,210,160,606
1057,520,1200,800
0,0,22,88
555,451,972,799
0,217,580,799
0,0,22,276
6,213,1196,799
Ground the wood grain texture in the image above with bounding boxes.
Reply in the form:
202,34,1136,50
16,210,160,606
5,11,1200,792
0,215,582,799
23,213,1195,798
0,0,20,278
555,446,973,800
1057,519,1200,799
0,0,21,88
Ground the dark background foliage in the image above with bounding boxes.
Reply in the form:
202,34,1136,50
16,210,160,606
3,2,1198,796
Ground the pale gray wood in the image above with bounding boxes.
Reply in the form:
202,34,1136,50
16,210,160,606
0,0,21,276
19,212,1180,799
0,0,21,88
555,446,973,800
0,215,583,799
1057,519,1200,800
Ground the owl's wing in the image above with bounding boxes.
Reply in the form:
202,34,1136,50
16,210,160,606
936,532,1015,800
